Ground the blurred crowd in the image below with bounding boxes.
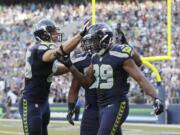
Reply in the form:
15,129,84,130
0,0,179,109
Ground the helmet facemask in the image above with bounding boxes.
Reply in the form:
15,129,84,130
81,34,95,55
47,26,63,43
81,23,113,56
96,30,113,55
81,33,113,56
34,19,63,43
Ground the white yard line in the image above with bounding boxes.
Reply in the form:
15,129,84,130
0,131,23,135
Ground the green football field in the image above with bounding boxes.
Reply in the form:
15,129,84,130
0,119,180,135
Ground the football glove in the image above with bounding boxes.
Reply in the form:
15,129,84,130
67,103,76,125
153,98,164,115
80,18,91,37
56,52,72,68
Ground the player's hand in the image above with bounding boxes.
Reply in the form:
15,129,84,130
56,52,72,68
67,103,75,125
80,17,92,37
67,110,75,125
153,98,164,115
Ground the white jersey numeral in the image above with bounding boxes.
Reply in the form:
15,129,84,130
25,50,32,79
91,64,114,89
99,64,113,89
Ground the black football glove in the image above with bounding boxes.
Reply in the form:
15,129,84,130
80,18,92,37
153,98,164,115
56,52,72,68
67,103,76,125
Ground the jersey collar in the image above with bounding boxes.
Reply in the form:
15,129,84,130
40,41,56,48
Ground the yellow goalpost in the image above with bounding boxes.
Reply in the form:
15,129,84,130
91,0,172,83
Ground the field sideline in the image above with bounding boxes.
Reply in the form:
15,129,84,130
0,119,179,135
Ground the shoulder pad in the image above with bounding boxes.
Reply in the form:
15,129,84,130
109,50,129,58
110,44,133,58
121,44,133,56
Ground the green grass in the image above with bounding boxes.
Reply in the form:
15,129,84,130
129,108,153,116
0,119,180,135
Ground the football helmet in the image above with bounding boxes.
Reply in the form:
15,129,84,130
81,23,113,55
33,19,63,42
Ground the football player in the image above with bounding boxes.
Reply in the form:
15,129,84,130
67,51,99,135
57,22,164,135
18,18,90,135
66,26,142,135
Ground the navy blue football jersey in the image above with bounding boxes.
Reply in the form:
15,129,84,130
72,53,98,107
91,44,133,107
23,43,59,102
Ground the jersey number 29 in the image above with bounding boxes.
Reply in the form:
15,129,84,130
90,64,114,89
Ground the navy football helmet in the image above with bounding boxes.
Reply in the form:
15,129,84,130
33,19,63,42
81,23,113,55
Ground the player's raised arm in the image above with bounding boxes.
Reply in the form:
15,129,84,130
122,59,164,115
115,26,142,67
59,19,91,54
36,19,91,62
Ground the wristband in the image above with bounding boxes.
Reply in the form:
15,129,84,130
68,102,75,111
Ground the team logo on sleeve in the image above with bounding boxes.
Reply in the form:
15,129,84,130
122,45,133,56
110,45,134,58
